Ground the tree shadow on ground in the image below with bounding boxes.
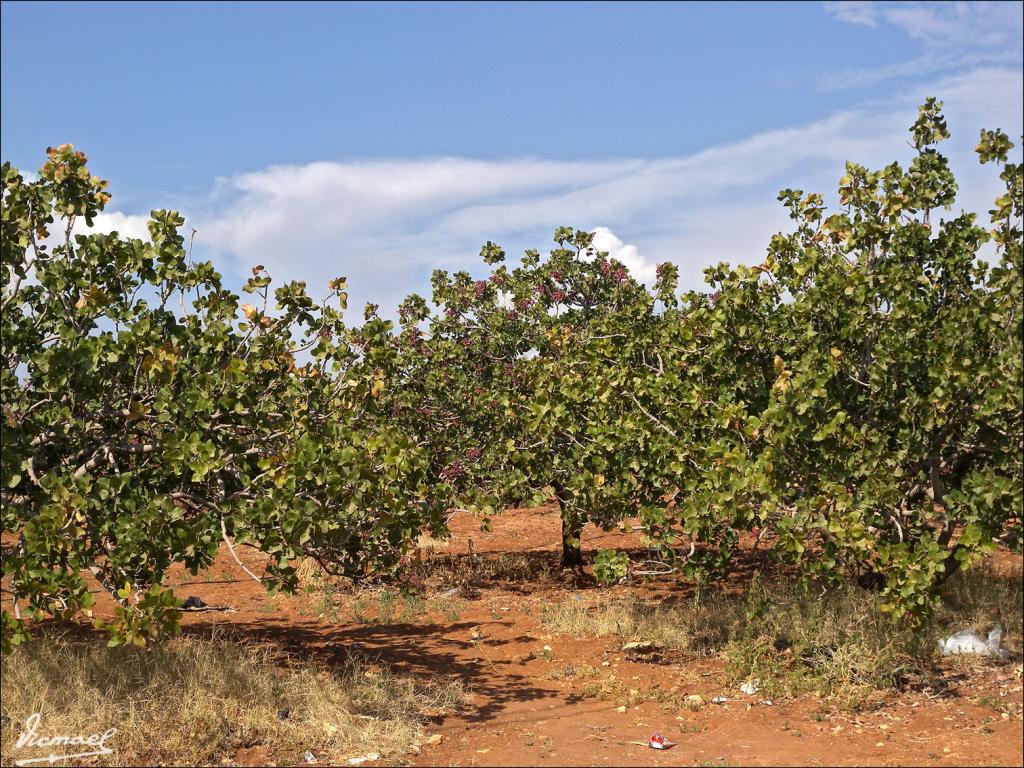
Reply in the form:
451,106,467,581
408,537,798,600
179,617,556,724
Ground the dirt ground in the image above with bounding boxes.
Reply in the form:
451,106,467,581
15,506,1024,767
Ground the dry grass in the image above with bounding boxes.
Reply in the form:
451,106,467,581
293,555,327,588
930,562,1023,647
411,551,555,590
725,564,1023,706
722,578,924,706
416,532,451,553
541,589,745,655
0,631,464,766
542,564,1022,709
293,556,354,597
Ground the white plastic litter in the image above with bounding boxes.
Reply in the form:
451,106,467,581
938,625,1009,658
303,751,317,764
739,680,760,695
348,753,381,765
711,696,728,705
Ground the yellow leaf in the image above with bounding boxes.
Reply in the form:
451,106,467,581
127,401,150,422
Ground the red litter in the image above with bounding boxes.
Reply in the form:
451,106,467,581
648,733,676,750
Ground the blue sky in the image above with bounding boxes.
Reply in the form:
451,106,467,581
2,1,1022,313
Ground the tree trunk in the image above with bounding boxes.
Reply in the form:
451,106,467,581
553,480,583,568
561,514,583,568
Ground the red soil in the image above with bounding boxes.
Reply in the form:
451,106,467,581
11,506,1024,766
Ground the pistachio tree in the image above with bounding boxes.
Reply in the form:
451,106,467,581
394,231,702,568
706,101,1022,618
1,146,454,648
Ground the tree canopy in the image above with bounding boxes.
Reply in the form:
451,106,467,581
2,101,1020,649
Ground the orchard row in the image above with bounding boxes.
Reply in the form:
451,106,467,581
2,100,1020,648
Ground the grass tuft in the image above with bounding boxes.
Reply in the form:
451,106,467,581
541,589,745,655
0,631,464,766
542,565,1022,709
411,551,556,591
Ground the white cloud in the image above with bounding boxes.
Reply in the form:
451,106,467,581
889,2,1020,46
818,49,1022,92
590,227,657,285
826,2,1022,46
825,1,879,27
26,212,152,258
85,211,152,242
80,66,1021,318
821,2,1022,91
